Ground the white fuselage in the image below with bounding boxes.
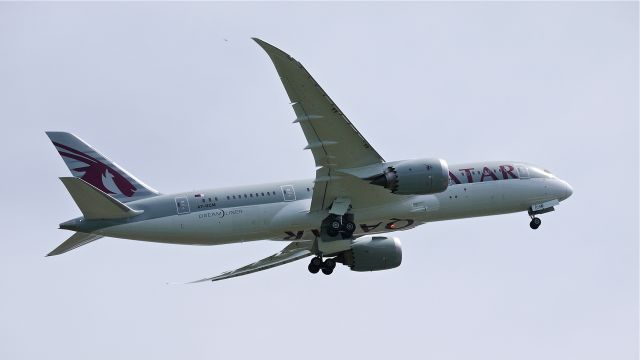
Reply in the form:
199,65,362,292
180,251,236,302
92,161,573,246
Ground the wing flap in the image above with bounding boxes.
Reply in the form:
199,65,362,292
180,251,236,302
190,241,313,283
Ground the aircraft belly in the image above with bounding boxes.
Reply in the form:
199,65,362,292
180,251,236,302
97,203,287,245
431,180,556,221
265,199,428,241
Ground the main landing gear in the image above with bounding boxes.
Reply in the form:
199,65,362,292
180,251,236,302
309,210,355,276
325,214,356,238
308,256,336,275
529,216,542,230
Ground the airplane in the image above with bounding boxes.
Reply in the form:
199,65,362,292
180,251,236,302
46,38,573,282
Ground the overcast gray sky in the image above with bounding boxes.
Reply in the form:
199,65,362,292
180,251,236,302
0,2,637,359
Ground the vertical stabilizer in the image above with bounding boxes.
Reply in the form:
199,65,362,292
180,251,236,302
46,132,159,202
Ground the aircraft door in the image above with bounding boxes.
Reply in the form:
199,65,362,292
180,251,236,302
281,185,296,202
175,197,190,214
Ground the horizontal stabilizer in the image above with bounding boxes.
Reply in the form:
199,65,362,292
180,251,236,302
47,232,103,256
60,177,143,220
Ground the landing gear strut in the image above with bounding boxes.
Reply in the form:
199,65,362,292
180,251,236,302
308,256,337,275
529,216,542,230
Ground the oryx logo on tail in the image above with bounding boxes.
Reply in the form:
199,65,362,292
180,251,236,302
52,141,137,197
46,131,158,203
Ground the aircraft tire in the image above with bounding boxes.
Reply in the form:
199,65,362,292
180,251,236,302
341,230,354,239
343,221,356,233
530,217,541,229
323,258,336,270
308,263,320,274
329,219,342,230
311,257,323,267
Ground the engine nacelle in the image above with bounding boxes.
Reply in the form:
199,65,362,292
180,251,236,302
368,158,449,195
339,236,402,272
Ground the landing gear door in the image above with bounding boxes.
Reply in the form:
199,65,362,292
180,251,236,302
517,166,530,179
175,197,190,214
281,185,296,202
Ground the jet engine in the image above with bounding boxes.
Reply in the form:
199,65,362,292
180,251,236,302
368,158,449,195
336,236,402,272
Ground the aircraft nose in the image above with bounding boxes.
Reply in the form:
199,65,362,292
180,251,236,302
561,180,573,200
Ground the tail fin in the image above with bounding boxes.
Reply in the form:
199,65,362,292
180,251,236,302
46,132,159,202
59,177,143,220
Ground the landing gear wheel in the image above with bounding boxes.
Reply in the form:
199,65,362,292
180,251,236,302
308,257,322,273
530,217,542,230
308,263,320,274
310,257,323,267
321,266,334,275
321,258,336,275
328,219,342,237
342,221,356,238
323,258,336,270
327,228,340,237
329,219,341,231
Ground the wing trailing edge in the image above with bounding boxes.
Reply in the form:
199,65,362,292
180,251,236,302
189,241,313,283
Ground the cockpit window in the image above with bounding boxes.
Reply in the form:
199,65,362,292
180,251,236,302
529,166,556,179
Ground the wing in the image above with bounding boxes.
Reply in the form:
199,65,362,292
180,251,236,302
190,241,313,283
254,38,391,212
253,38,384,169
310,167,401,212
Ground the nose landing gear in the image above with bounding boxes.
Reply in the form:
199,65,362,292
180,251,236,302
529,216,542,230
528,200,556,230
